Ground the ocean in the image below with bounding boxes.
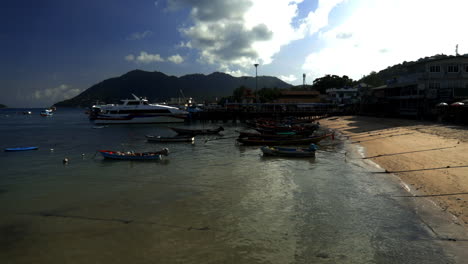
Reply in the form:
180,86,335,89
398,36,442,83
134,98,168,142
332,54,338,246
0,108,454,263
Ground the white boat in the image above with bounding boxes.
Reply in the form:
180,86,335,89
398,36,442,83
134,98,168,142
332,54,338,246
89,94,189,124
40,109,53,117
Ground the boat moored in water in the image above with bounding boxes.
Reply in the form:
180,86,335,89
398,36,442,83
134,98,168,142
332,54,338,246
169,126,224,135
4,146,39,152
89,94,189,124
237,133,333,146
261,144,318,157
98,148,169,160
40,109,53,117
146,135,195,143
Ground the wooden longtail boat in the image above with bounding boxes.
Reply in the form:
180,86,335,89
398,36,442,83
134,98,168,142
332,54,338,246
237,133,333,146
169,126,224,135
261,144,318,157
98,148,169,160
146,135,194,143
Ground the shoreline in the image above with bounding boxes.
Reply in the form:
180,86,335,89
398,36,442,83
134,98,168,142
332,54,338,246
320,116,468,228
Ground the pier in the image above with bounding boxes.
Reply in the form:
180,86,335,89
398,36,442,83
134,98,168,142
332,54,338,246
189,103,340,122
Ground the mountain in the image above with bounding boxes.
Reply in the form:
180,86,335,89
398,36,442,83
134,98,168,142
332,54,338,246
54,70,292,107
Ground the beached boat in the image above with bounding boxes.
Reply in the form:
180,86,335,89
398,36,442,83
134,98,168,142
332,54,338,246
4,146,39,152
169,126,224,135
261,144,318,157
40,109,53,117
89,94,188,124
237,133,332,146
146,135,194,143
98,148,169,160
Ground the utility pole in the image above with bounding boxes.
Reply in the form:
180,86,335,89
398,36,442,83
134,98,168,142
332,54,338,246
303,73,306,89
254,63,259,103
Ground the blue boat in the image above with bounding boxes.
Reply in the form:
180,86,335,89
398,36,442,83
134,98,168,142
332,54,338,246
98,148,169,160
4,146,39,152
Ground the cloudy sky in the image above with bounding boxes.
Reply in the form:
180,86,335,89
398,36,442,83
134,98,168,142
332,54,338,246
1,0,467,107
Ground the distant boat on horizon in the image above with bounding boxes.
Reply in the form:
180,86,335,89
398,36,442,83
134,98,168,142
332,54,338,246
40,109,53,117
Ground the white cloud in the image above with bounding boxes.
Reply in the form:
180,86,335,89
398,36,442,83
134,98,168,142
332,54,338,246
223,68,248,77
126,51,165,63
302,0,468,81
176,41,192,49
170,0,345,70
33,84,81,102
167,54,184,64
126,30,153,40
125,54,135,61
279,74,298,83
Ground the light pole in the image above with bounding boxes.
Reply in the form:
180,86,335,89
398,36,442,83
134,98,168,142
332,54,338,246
254,63,259,103
303,73,306,89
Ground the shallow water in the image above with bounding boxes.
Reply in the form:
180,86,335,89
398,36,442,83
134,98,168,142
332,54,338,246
0,109,454,263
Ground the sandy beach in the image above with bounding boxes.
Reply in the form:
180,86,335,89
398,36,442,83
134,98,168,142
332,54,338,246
321,116,468,228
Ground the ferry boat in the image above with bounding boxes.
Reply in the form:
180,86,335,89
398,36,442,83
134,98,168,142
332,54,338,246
89,94,189,124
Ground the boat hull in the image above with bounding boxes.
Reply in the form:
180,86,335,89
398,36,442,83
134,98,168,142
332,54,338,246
92,115,186,124
98,150,164,160
261,146,316,157
237,134,332,146
146,135,194,142
169,126,224,135
5,147,39,152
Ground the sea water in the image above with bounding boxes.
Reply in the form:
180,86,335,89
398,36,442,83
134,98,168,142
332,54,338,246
0,108,453,263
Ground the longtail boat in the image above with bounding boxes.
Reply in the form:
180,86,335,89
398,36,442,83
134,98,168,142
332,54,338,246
261,144,318,157
169,126,224,135
98,148,169,160
146,135,194,143
237,133,333,146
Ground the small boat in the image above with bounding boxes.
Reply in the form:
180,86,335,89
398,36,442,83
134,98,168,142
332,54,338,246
98,148,169,160
169,126,224,135
237,133,333,146
146,135,194,143
23,111,32,115
261,144,318,157
4,146,39,152
238,131,303,139
40,109,53,117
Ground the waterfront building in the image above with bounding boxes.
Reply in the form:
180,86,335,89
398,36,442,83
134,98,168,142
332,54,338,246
373,55,468,117
326,86,360,105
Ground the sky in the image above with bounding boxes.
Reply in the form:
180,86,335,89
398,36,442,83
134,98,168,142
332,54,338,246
1,0,468,107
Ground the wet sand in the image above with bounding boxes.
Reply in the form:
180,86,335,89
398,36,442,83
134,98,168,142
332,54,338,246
321,116,468,228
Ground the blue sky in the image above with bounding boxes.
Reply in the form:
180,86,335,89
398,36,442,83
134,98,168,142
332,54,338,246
1,0,467,107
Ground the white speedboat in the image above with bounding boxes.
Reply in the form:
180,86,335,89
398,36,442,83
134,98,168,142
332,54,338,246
89,94,189,124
